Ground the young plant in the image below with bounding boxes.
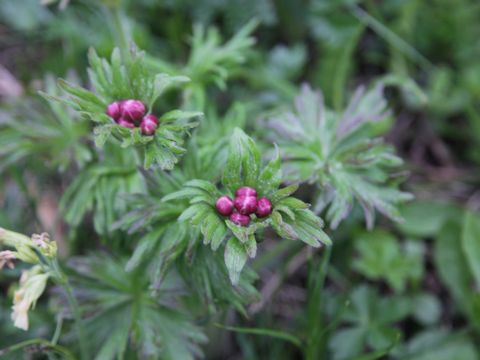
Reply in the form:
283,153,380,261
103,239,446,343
44,46,202,170
163,128,331,284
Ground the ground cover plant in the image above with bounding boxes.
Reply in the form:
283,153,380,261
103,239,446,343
1,0,480,359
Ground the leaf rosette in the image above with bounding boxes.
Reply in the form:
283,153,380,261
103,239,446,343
163,128,331,284
43,46,202,170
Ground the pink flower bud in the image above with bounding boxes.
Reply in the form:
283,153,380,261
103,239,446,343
118,118,135,129
256,197,272,218
140,116,158,135
230,212,250,226
235,186,257,197
143,114,158,124
216,196,234,216
122,99,146,122
106,101,123,121
234,195,257,215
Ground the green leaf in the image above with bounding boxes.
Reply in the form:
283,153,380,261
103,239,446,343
270,184,299,203
271,211,298,240
222,128,261,191
162,188,205,202
396,201,459,237
461,210,480,287
353,230,423,292
257,147,282,195
214,323,301,348
160,110,203,123
93,125,112,148
224,237,248,285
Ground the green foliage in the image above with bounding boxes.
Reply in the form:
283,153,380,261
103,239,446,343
328,286,407,360
46,46,202,170
164,128,331,284
266,83,412,229
185,20,257,89
69,255,207,360
0,76,91,172
2,1,480,359
353,230,424,292
59,147,144,235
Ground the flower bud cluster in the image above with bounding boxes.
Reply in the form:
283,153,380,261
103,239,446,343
215,186,272,227
106,100,158,135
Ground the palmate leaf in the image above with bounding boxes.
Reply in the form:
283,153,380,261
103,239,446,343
0,75,91,173
59,148,144,235
45,46,201,170
265,83,413,229
68,255,207,360
165,128,331,284
112,139,237,298
186,20,257,89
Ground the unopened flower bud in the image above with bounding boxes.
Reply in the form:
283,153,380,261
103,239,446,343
122,99,146,122
256,197,272,218
235,186,257,198
31,233,57,259
140,116,158,135
106,101,123,120
230,212,250,226
234,195,257,215
143,114,158,124
216,196,234,216
118,118,135,129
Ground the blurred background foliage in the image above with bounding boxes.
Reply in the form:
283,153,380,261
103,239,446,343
1,0,480,359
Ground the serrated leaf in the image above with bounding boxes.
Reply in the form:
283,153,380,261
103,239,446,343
257,148,282,194
277,197,309,210
245,235,257,258
270,184,299,203
271,211,298,240
94,125,112,148
162,188,203,202
160,110,203,123
224,237,248,285
226,220,251,243
184,179,219,196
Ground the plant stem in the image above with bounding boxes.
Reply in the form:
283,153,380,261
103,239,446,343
51,258,89,360
0,338,75,360
305,246,332,360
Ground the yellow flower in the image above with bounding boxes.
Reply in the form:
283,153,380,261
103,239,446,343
11,265,49,331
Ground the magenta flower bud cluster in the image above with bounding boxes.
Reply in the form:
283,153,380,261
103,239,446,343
215,186,273,227
106,100,158,136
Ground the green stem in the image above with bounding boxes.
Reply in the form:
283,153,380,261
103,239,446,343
51,259,89,360
51,315,64,345
0,338,75,360
305,246,332,360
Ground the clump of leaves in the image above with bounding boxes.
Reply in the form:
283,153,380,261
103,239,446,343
265,83,413,229
68,255,207,360
147,20,257,91
163,128,331,284
44,46,202,170
59,145,144,235
328,285,408,360
353,230,424,292
0,76,91,172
